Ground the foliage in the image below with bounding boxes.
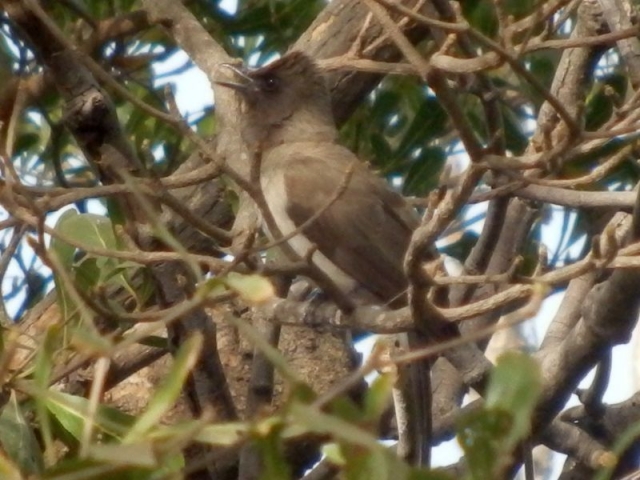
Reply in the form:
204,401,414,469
2,0,640,479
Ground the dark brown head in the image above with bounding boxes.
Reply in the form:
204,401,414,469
216,51,336,147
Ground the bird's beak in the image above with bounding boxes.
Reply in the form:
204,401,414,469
214,63,254,92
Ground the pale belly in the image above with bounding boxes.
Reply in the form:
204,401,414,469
260,170,360,296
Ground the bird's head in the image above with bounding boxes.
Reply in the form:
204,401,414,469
215,51,335,147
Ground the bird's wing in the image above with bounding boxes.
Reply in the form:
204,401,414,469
265,144,440,465
269,144,419,303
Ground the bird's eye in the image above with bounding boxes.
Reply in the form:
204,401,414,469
260,74,279,93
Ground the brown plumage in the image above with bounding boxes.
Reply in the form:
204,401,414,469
216,51,436,465
217,51,428,305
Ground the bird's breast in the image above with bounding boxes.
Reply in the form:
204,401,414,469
259,167,361,296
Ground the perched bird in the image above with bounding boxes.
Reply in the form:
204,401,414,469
216,52,435,306
216,51,442,465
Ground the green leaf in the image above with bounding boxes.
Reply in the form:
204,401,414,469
41,457,151,479
49,210,78,319
363,373,394,423
50,211,118,321
45,391,135,440
485,351,541,446
223,272,275,303
402,147,446,196
34,327,57,463
73,256,101,291
369,132,393,166
50,210,147,321
291,403,409,480
462,0,497,36
193,422,250,446
370,90,401,126
457,409,512,479
457,351,541,479
55,212,118,253
0,391,44,474
501,105,529,154
525,51,559,103
329,396,365,425
254,422,291,480
124,333,203,442
321,443,345,466
50,209,80,271
289,403,380,450
585,74,627,131
85,443,157,469
343,448,398,480
69,325,114,357
395,98,447,159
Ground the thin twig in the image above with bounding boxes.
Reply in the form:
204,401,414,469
23,0,179,126
0,223,28,325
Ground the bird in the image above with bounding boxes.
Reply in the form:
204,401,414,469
215,52,435,306
215,51,443,466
